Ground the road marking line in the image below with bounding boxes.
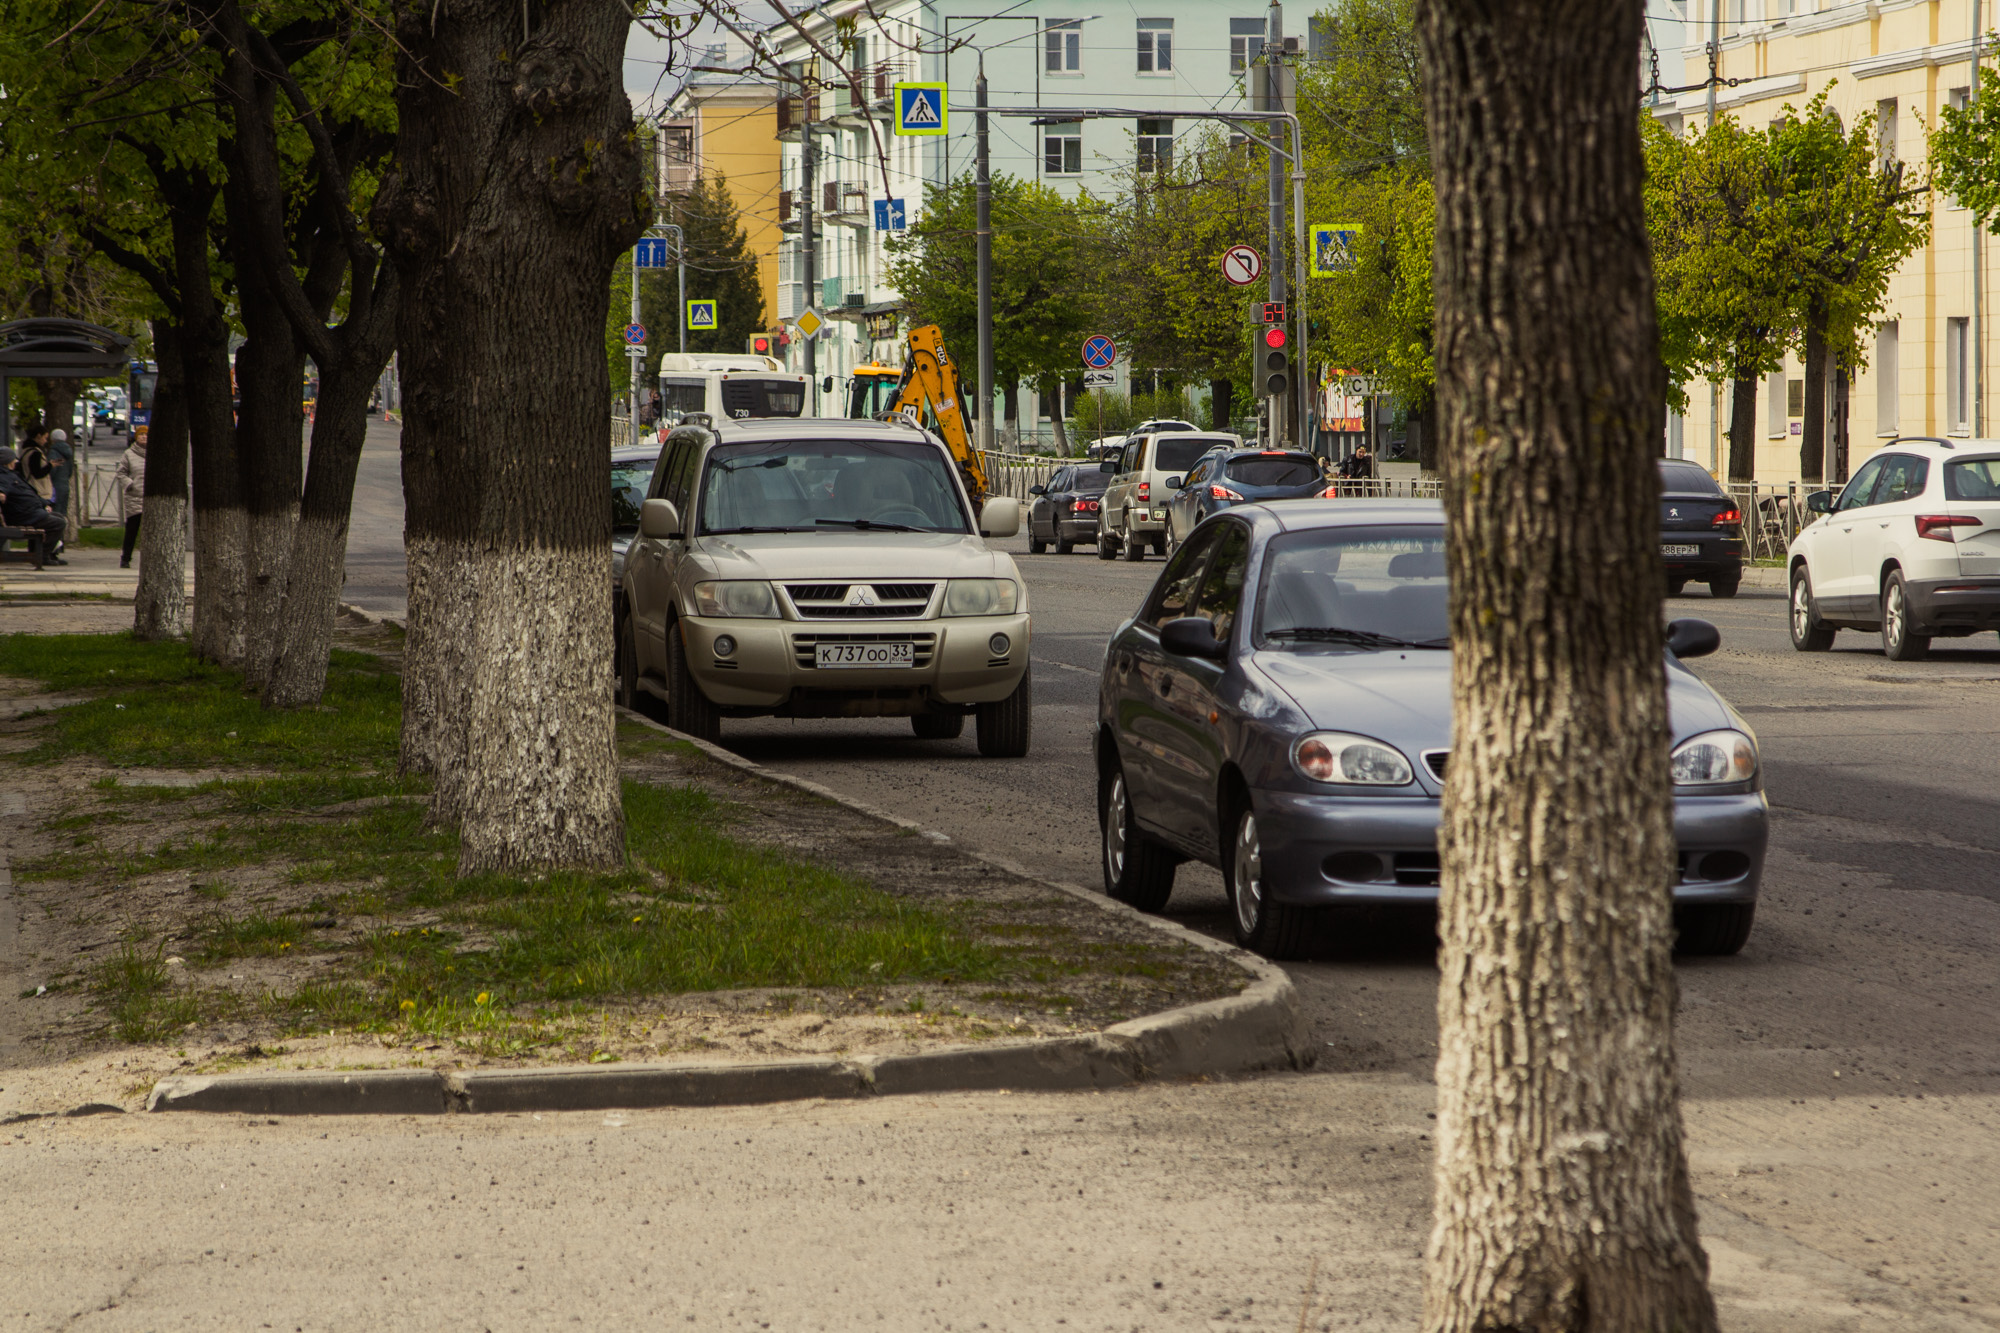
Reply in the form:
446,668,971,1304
1034,657,1100,677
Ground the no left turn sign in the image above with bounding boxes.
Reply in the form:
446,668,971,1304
1221,244,1264,286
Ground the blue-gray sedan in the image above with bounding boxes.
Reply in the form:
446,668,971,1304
1095,500,1768,959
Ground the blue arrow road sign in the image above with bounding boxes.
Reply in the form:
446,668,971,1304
874,198,907,231
623,323,646,345
635,238,672,268
1081,335,1117,370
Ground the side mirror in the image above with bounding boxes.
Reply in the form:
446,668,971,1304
1806,490,1833,514
640,498,682,540
1028,484,1047,496
822,376,835,393
1160,615,1227,661
1099,459,1119,474
1165,476,1183,490
978,496,1021,538
1665,617,1720,660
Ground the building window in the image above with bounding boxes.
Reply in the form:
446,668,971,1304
1046,19,1081,74
1767,368,1786,439
1137,18,1173,74
1137,119,1174,172
1947,317,1970,433
1044,121,1082,175
1231,18,1266,72
1876,322,1899,435
1876,98,1898,168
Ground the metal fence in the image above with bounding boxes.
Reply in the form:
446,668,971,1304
1722,480,1817,563
980,450,1065,501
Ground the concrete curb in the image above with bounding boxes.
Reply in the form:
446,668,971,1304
145,709,1310,1116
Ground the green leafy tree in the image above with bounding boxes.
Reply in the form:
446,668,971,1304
1644,114,1795,479
1770,92,1928,480
887,173,1095,447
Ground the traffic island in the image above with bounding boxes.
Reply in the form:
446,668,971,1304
0,631,1308,1118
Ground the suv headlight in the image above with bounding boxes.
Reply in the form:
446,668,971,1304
1670,729,1758,786
942,578,1019,616
1292,732,1414,785
692,580,780,619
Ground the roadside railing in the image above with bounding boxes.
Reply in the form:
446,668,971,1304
980,451,1065,501
1324,475,1446,500
1723,480,1818,563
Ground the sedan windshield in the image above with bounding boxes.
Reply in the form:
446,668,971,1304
699,438,970,535
1256,527,1450,649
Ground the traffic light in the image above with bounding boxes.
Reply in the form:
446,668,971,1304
1263,325,1289,397
747,333,775,356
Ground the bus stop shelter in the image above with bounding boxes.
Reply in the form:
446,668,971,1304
0,318,135,442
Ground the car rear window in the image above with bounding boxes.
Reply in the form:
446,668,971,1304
1071,470,1110,493
1659,461,1722,495
1944,457,2000,500
1225,454,1319,487
1153,437,1224,473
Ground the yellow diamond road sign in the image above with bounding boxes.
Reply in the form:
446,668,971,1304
794,307,825,339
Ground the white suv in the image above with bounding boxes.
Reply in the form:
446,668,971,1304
1787,437,2000,660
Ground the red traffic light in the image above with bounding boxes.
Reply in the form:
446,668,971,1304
749,334,774,355
1264,327,1287,349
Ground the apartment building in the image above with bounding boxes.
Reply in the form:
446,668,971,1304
1659,0,1993,482
658,41,785,329
763,1,1277,434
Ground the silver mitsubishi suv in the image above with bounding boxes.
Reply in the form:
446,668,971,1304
615,416,1033,755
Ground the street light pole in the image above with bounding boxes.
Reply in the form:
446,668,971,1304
976,57,995,455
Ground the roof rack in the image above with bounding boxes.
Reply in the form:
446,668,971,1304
1889,435,1955,450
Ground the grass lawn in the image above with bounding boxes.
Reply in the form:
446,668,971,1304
69,525,126,550
6,633,1196,1056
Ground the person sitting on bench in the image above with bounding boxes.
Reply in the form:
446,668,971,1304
1,446,66,564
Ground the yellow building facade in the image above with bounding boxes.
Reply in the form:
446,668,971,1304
661,53,784,333
1661,0,1994,483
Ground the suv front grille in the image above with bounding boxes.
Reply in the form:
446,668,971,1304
785,582,936,620
792,632,937,669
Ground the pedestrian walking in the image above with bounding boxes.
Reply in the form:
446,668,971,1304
115,432,147,568
18,425,55,501
1,446,65,563
47,427,75,529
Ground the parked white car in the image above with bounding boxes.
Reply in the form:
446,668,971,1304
1787,436,2000,660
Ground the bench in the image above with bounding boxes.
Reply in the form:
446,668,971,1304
0,525,51,569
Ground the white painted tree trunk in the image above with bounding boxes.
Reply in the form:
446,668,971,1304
132,495,188,642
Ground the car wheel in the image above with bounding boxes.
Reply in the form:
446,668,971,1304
1788,566,1836,652
1028,534,1047,554
1122,522,1147,561
1055,538,1074,555
665,619,722,743
1881,571,1930,661
1099,758,1175,912
1227,804,1312,959
616,610,640,710
1666,578,1687,597
975,667,1031,757
1674,903,1755,957
1097,530,1118,560
911,711,965,740
1708,573,1741,598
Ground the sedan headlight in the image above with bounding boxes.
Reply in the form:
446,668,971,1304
943,578,1019,616
1292,731,1414,786
692,580,780,619
1670,729,1758,786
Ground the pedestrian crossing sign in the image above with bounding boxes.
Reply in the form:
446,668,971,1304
686,300,717,330
894,83,948,136
1310,223,1364,277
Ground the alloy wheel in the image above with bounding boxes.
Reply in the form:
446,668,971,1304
1885,582,1906,647
1103,773,1129,883
1232,811,1264,936
1792,578,1812,640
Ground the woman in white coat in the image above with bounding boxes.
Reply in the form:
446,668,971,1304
115,432,146,568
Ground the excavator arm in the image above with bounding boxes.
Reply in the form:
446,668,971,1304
885,324,989,504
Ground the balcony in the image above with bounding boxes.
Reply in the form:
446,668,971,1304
775,91,820,139
822,182,872,229
658,120,697,196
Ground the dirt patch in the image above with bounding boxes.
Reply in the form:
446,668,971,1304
0,630,1244,1116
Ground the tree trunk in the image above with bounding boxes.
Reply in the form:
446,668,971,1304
376,0,644,871
230,318,307,689
1210,377,1235,435
134,319,190,642
1727,369,1758,481
1418,1,1718,1329
1041,376,1070,454
1800,316,1827,483
1412,400,1439,474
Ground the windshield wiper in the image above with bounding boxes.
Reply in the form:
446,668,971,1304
706,525,815,534
815,518,925,532
1264,627,1450,649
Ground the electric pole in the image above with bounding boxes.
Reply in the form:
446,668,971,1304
1265,0,1290,448
801,75,819,415
976,59,995,454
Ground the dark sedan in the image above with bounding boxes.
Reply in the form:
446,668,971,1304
611,444,661,694
1026,464,1110,554
1660,458,1744,598
1164,448,1324,552
1096,500,1767,959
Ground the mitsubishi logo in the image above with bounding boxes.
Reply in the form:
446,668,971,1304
844,585,881,607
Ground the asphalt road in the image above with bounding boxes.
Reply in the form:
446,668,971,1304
92,428,1983,1328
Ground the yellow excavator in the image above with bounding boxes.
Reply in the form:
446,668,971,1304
845,324,990,504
